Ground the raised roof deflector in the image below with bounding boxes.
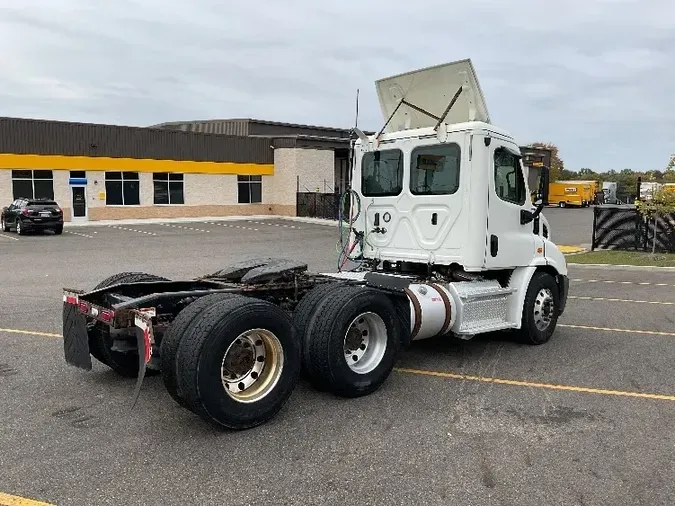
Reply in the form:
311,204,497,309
375,58,490,133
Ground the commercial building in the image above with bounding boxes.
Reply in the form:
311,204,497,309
0,117,356,223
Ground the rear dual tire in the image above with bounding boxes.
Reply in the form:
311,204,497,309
172,296,301,430
296,284,401,398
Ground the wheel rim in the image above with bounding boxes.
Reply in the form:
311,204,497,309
220,329,284,403
533,288,555,331
16,221,20,233
343,312,387,375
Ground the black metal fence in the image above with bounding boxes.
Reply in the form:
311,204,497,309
592,206,675,253
296,192,341,220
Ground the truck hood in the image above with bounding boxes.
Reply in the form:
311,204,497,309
375,58,490,133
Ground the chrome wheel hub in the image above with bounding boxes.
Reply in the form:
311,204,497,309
343,312,387,375
533,288,555,331
220,329,284,403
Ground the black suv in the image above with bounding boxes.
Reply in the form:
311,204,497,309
1,198,64,235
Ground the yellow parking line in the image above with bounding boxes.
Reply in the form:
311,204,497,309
559,323,675,337
568,295,675,306
0,492,54,506
0,328,62,338
395,368,675,402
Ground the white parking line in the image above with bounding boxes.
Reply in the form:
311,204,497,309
0,233,19,241
158,223,211,233
204,221,258,231
571,278,675,288
65,230,94,239
108,225,157,236
246,220,298,229
568,295,675,306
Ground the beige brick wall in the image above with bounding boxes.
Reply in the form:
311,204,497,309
185,173,238,205
296,148,335,193
271,149,298,206
0,170,11,205
53,170,70,206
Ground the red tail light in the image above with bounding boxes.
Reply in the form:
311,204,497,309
100,310,114,323
21,209,29,216
78,301,89,313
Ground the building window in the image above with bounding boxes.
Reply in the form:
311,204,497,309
410,143,461,195
11,170,54,200
105,171,140,206
494,148,527,205
70,170,86,179
153,172,185,205
237,175,262,203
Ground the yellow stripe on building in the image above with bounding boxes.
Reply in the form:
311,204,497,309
0,154,274,176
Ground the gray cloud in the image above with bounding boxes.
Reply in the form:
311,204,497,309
1,0,674,171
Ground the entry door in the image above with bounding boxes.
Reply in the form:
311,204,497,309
484,141,536,269
70,186,88,222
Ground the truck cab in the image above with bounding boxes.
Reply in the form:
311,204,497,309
347,59,566,278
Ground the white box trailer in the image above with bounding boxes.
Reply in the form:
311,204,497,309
60,59,569,430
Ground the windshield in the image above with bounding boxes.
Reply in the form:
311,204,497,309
361,149,403,197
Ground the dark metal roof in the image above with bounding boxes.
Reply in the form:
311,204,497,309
271,135,352,150
150,118,357,139
0,117,273,164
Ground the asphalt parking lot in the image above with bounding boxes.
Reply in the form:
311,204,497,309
1,216,674,506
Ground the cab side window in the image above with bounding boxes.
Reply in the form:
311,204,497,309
494,148,526,205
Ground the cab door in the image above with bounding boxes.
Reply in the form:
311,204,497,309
484,141,537,269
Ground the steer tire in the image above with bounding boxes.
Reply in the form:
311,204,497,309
174,296,301,430
515,271,560,345
292,281,345,377
161,293,240,408
304,285,401,398
89,271,169,377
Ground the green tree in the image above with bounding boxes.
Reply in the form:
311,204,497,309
527,142,564,181
635,188,675,254
665,155,674,172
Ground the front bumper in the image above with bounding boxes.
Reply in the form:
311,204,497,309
558,274,569,316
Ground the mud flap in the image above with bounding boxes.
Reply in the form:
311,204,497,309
62,301,92,371
130,309,154,410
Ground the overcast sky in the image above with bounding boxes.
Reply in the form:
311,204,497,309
1,0,674,172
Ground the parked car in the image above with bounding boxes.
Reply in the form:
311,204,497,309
1,198,64,235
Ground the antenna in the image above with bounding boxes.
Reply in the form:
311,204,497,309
355,88,360,128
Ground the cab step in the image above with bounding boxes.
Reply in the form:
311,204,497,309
447,280,516,337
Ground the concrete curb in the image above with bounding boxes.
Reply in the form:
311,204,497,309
568,263,675,272
63,215,341,228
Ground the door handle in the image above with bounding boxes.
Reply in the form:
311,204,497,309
374,213,380,226
431,213,438,225
490,235,498,257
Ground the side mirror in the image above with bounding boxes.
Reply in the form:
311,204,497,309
521,165,550,225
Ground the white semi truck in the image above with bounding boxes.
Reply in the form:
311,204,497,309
61,59,569,430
